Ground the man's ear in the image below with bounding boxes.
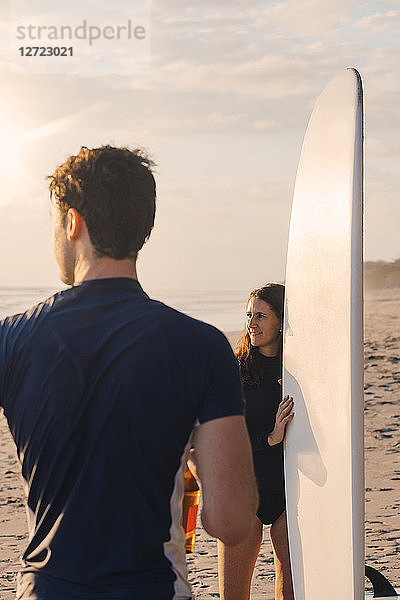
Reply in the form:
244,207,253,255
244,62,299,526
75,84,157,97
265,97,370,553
66,208,83,241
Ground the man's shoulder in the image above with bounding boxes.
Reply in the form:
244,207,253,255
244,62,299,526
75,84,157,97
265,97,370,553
0,293,64,369
1,292,61,330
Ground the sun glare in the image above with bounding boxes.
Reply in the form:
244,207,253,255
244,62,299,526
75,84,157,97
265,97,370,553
0,119,21,207
0,120,19,169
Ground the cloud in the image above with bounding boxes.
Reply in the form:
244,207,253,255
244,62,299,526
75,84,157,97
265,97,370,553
361,47,400,95
356,9,400,33
152,55,312,99
254,0,359,37
20,103,108,145
367,137,400,157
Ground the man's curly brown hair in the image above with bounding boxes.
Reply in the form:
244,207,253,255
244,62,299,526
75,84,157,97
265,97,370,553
48,145,156,260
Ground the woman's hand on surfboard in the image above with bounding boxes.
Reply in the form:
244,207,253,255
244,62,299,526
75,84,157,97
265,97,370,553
268,395,294,446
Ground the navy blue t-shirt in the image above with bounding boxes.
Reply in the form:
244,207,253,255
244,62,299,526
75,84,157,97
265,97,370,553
0,279,244,600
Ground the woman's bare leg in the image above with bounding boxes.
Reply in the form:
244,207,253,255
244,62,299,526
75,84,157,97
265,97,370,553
218,515,263,600
270,510,294,600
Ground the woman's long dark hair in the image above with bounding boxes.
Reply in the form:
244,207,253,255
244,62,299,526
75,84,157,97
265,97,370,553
236,283,285,386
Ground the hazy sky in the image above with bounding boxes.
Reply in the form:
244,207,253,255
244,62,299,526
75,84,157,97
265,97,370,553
0,0,399,290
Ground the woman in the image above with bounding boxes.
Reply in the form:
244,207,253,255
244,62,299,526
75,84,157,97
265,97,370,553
218,283,294,600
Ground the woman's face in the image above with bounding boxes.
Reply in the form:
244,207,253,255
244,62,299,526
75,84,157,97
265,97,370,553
246,297,281,356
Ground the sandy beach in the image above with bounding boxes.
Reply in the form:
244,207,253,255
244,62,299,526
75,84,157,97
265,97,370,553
1,290,399,599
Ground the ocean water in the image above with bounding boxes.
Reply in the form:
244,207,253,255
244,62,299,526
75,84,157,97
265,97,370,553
0,286,249,333
149,288,249,332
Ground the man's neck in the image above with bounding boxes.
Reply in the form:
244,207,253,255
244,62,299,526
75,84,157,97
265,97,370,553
73,257,138,285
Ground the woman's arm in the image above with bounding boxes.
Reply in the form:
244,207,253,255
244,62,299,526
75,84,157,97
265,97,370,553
248,430,272,452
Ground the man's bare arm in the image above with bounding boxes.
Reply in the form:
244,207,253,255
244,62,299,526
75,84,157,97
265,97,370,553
190,415,258,546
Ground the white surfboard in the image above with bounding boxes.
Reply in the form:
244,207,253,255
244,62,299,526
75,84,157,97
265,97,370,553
283,69,364,600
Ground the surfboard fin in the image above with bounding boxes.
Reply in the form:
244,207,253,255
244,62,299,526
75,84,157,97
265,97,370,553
365,565,398,597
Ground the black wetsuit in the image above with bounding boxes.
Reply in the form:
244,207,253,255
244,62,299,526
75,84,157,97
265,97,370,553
243,354,285,525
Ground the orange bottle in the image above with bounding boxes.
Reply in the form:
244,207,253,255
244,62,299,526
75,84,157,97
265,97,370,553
182,467,201,553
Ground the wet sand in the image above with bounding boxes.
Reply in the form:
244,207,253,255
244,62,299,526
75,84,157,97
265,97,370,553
1,290,399,598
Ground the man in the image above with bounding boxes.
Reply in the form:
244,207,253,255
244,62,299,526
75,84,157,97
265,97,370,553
1,146,258,600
